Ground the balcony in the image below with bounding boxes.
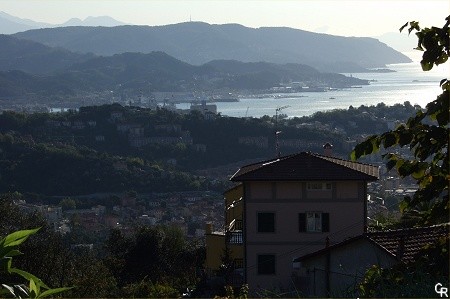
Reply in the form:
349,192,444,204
228,219,243,231
226,231,243,244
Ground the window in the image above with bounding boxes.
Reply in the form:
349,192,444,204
299,212,329,232
257,254,276,275
234,258,244,269
307,212,322,232
257,212,275,233
307,182,332,190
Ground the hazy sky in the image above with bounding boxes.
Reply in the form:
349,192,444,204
1,0,449,37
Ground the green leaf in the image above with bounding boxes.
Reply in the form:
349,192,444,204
411,166,426,179
2,228,40,247
5,249,22,257
29,278,38,298
38,287,74,298
10,268,50,290
1,257,12,272
399,22,408,32
421,60,433,71
399,200,408,213
383,132,398,148
436,53,448,65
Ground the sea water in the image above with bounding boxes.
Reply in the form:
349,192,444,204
184,51,449,118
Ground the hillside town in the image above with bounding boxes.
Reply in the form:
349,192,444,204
0,4,448,299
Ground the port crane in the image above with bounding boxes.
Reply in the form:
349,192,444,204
275,105,290,157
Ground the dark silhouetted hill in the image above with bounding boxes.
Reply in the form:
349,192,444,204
0,51,367,99
0,35,93,74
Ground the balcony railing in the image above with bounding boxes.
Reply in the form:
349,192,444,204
226,231,243,244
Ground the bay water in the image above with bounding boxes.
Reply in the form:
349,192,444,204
180,51,448,118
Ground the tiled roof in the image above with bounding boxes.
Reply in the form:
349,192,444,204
230,152,379,181
295,223,449,263
367,223,449,263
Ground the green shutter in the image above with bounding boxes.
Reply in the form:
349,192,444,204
258,213,275,232
299,213,306,232
322,213,330,232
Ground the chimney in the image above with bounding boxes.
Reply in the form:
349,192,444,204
205,223,213,235
323,142,333,157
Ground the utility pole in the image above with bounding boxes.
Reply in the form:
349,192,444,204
275,105,290,157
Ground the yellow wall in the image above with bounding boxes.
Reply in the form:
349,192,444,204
206,185,245,272
205,233,225,271
205,233,244,272
225,184,244,228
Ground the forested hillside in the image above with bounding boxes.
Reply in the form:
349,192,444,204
0,102,418,196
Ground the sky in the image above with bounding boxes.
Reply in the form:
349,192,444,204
0,0,449,37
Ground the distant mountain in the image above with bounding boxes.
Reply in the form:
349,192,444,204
0,11,51,29
0,11,128,34
14,22,411,72
0,11,50,34
61,16,128,27
0,35,94,74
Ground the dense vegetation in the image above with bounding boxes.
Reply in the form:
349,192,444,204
0,48,368,99
0,194,206,298
0,102,418,197
0,103,418,195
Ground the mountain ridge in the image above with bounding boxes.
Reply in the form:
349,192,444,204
0,11,127,34
0,34,94,74
13,21,411,72
0,50,368,100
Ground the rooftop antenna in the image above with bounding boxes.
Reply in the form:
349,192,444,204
275,105,290,157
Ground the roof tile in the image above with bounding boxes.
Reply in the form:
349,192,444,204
230,152,379,181
367,224,449,263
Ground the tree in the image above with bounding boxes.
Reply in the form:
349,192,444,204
58,197,76,211
352,16,449,225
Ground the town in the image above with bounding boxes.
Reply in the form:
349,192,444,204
0,4,448,298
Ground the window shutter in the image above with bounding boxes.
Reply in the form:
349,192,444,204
299,213,306,232
322,213,330,232
258,213,275,232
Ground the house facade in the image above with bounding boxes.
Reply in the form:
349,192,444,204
205,151,379,294
295,224,449,297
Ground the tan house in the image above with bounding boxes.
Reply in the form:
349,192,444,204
205,184,244,284
205,151,379,294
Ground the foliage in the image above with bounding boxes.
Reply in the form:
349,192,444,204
104,226,205,295
359,234,449,298
214,284,249,299
66,253,119,298
121,279,180,298
352,16,449,225
0,131,212,195
0,228,72,298
0,195,118,297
